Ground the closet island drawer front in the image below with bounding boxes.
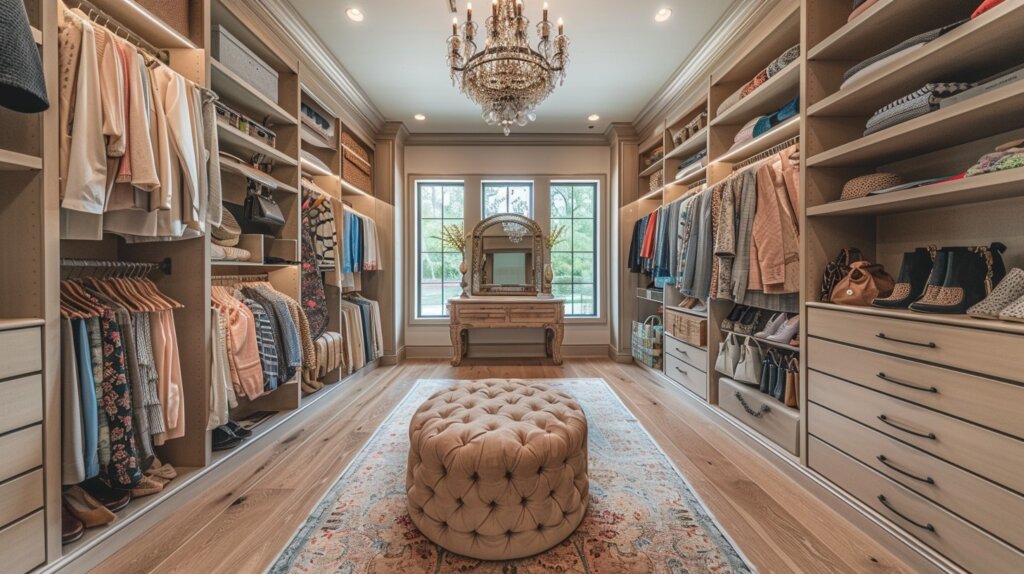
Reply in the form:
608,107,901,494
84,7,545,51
665,354,707,399
664,335,708,372
0,470,43,528
809,371,1024,494
719,377,799,455
808,337,1024,439
0,375,42,435
453,305,508,323
0,426,42,483
0,511,45,574
809,403,1024,550
807,307,1024,383
0,327,40,380
809,438,1024,574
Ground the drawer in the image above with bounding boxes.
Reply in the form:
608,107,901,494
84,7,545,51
0,469,42,528
665,354,707,400
808,307,1024,383
719,377,799,455
455,306,508,322
809,371,1024,494
664,334,708,371
0,375,42,435
809,337,1024,439
0,510,45,574
809,403,1024,550
0,327,40,380
0,425,42,483
809,437,1023,573
508,306,559,323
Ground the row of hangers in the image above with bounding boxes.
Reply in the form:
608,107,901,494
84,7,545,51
61,267,182,319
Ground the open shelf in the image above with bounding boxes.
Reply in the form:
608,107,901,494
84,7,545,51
211,261,298,268
30,25,41,45
808,2,1024,117
808,169,1024,217
217,122,298,167
210,59,297,126
0,149,42,171
806,302,1024,336
807,79,1024,168
668,164,707,187
714,116,800,164
339,177,372,197
665,305,708,319
808,0,977,62
713,62,801,127
665,127,708,161
220,159,298,194
639,186,664,201
88,0,196,49
0,318,45,331
639,160,663,178
722,328,801,353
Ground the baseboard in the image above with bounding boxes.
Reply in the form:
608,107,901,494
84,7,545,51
638,364,963,574
404,344,610,359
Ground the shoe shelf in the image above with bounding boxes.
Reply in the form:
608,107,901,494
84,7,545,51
806,302,1024,337
808,1,1024,118
721,328,801,353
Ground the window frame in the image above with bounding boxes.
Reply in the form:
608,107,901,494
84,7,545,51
549,180,600,319
414,180,465,320
481,180,535,219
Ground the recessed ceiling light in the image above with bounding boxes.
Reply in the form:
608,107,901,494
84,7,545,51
346,8,364,22
588,114,600,121
414,114,427,121
655,8,672,22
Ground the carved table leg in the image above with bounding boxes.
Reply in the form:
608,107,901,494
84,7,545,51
450,325,463,366
546,324,565,365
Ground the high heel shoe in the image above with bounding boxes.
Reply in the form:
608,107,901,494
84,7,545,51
767,315,800,343
755,313,786,338
969,268,1024,319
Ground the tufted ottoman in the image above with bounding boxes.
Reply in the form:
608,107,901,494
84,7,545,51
406,380,589,560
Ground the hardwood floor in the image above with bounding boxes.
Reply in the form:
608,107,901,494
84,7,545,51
93,359,913,574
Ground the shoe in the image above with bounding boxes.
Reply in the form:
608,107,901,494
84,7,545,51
721,305,747,331
145,457,177,480
911,243,1007,314
734,308,762,335
80,478,132,513
755,313,787,338
873,248,933,308
213,427,244,451
225,420,253,438
62,504,84,544
969,268,1024,319
63,486,117,528
131,475,165,498
998,294,1024,322
909,248,950,309
767,315,800,343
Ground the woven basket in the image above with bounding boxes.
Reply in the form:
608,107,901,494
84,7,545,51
631,315,663,369
650,170,664,191
341,132,372,192
135,1,190,39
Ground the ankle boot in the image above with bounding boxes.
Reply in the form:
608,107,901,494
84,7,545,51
911,243,1007,314
873,248,933,308
908,249,951,310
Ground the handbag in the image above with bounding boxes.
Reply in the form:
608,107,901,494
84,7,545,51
772,357,788,402
715,332,740,377
784,357,799,408
733,337,763,386
820,248,863,302
759,350,777,394
831,260,896,306
244,180,286,226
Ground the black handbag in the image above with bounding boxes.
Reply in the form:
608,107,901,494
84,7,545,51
244,180,285,226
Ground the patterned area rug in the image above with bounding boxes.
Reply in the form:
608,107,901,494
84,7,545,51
270,378,752,573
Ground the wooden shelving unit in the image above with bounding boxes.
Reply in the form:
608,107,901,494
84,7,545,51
210,59,298,126
0,148,42,171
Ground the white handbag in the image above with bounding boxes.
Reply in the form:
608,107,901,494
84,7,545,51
733,336,763,386
715,332,740,377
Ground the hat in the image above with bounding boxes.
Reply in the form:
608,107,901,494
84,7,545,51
0,0,49,113
212,209,241,247
841,173,903,201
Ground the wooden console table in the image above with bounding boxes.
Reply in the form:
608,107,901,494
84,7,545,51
448,297,565,366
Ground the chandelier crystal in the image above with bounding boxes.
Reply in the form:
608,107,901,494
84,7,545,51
502,220,529,243
447,1,569,135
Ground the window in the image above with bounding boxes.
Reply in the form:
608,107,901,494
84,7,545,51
416,182,465,318
482,181,533,217
550,182,598,317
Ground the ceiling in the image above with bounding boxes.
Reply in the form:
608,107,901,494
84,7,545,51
286,0,736,134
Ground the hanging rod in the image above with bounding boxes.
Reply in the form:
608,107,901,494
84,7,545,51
61,257,172,278
731,135,800,172
69,0,169,63
211,273,270,284
688,178,707,191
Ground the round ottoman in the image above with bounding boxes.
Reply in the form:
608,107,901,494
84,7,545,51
406,380,589,560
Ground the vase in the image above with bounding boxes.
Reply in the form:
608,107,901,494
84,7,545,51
539,263,554,299
459,260,469,298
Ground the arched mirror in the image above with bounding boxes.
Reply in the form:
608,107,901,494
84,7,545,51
471,214,544,296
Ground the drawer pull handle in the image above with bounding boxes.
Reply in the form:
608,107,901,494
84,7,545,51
877,455,935,485
878,495,935,532
875,333,936,349
878,415,936,440
877,373,938,394
735,392,770,418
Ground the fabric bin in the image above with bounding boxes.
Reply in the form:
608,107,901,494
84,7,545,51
135,1,190,39
212,25,279,104
631,315,663,369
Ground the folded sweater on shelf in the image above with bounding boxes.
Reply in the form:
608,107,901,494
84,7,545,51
864,82,973,135
842,19,967,87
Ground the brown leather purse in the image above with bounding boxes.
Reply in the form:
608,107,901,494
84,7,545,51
819,248,863,302
830,260,896,306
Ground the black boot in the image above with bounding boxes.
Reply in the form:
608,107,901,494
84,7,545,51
873,248,933,308
911,243,1007,314
909,249,951,312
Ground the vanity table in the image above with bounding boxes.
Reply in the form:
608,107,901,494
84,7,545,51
448,297,565,366
447,213,565,366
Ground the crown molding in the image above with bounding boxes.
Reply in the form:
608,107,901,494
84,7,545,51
405,132,611,147
632,0,780,140
251,0,387,138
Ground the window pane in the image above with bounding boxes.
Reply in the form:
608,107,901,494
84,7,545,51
572,219,594,252
483,187,506,217
420,282,444,317
509,187,531,216
417,182,464,317
443,187,464,218
483,182,533,217
572,185,595,218
550,218,572,252
420,219,442,253
442,255,463,282
443,283,463,304
552,283,573,302
420,186,441,218
573,252,594,283
420,252,443,281
550,182,598,317
551,252,573,284
573,284,595,316
550,186,572,218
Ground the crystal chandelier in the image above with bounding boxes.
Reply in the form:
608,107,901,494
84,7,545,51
503,220,529,243
447,1,569,135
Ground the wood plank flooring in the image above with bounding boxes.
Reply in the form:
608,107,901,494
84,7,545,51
93,359,913,574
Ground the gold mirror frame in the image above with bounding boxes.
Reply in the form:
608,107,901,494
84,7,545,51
471,213,544,296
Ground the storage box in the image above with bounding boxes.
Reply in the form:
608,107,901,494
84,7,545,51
212,25,279,103
135,1,190,39
341,132,372,192
665,309,707,348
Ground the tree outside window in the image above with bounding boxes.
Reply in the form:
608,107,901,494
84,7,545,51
549,182,598,317
417,182,465,318
482,181,533,217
